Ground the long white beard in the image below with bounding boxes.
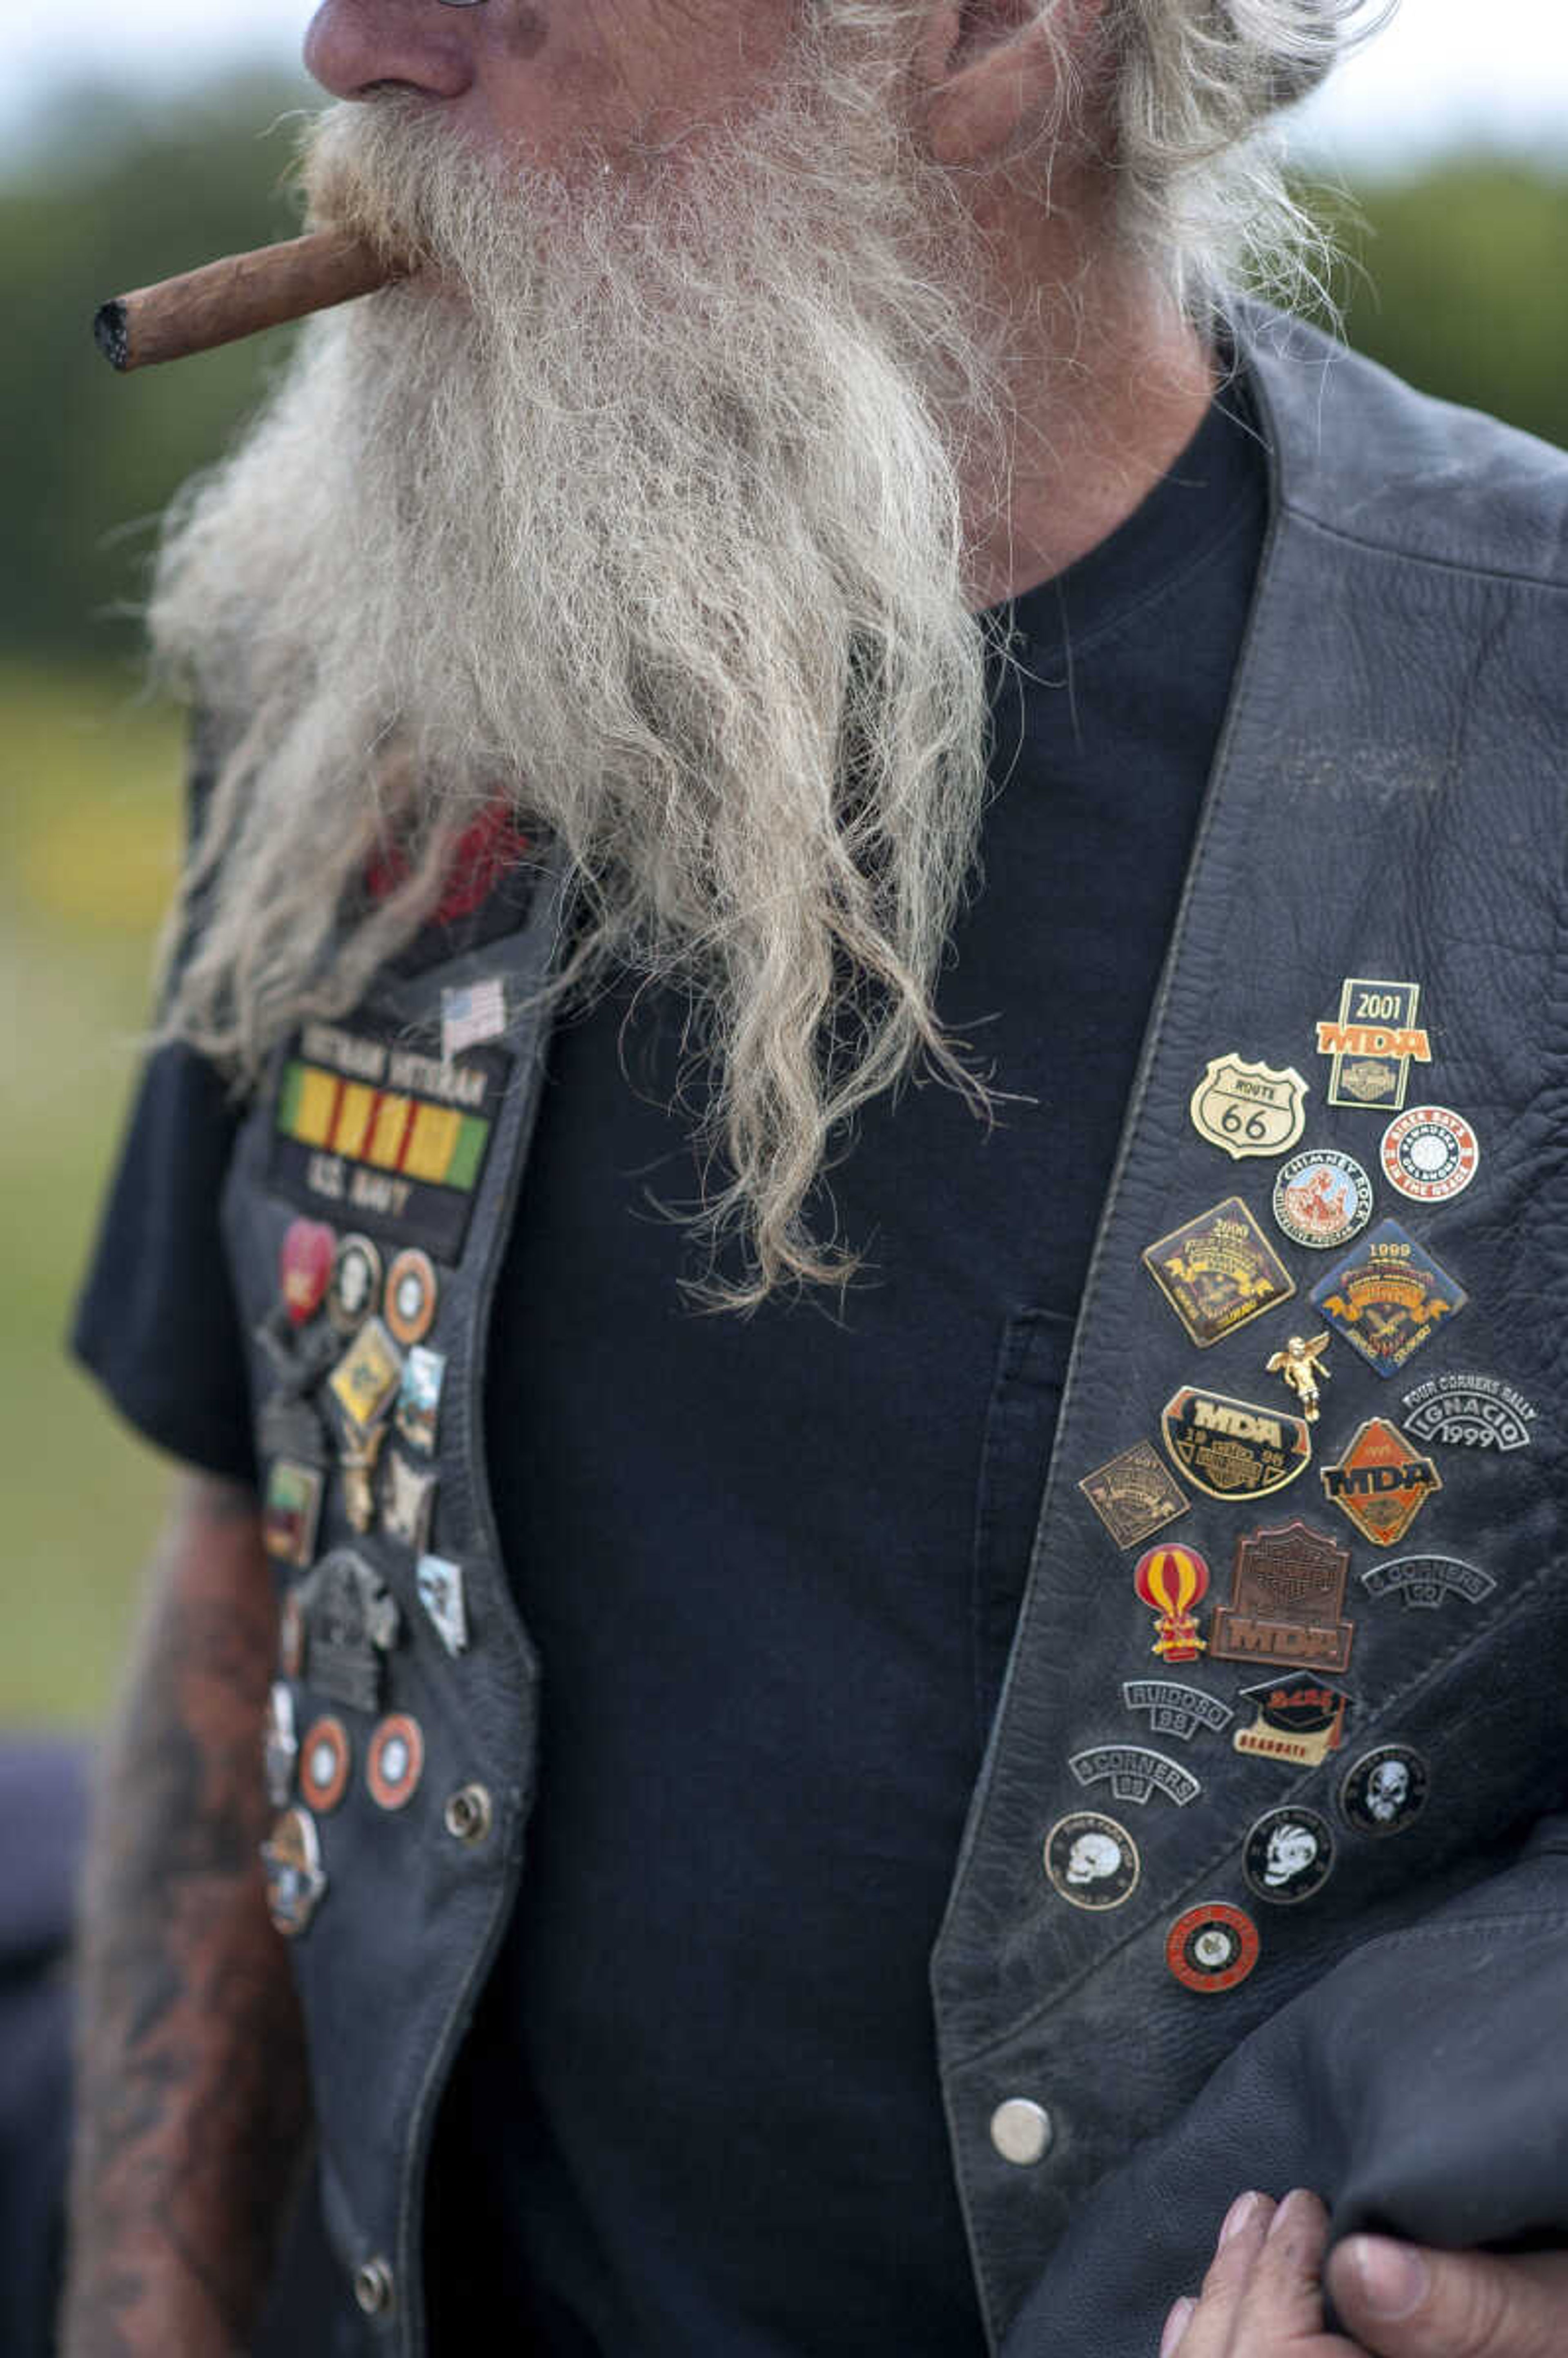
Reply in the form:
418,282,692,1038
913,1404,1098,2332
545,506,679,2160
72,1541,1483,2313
152,35,1009,1302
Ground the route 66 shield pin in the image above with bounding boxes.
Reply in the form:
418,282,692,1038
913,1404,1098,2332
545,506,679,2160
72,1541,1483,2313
1189,1055,1309,1161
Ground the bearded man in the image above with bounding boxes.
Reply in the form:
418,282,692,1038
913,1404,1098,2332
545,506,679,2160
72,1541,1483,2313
62,3,1568,2356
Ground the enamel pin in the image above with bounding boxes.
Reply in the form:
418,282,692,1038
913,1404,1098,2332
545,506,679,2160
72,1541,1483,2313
327,1316,404,1434
1381,1105,1479,1204
441,976,507,1063
1265,1333,1332,1424
1315,979,1431,1112
328,1233,384,1335
1044,1813,1141,1910
1132,1544,1211,1662
1359,1554,1496,1611
1121,1679,1234,1743
1310,1219,1467,1378
1209,1520,1354,1674
368,1714,425,1812
1161,1389,1311,1501
1400,1373,1535,1453
280,1217,336,1326
396,1346,447,1455
1320,1417,1442,1548
383,1248,439,1348
299,1717,351,1815
1166,1903,1259,1994
380,1451,437,1553
1232,1675,1350,1767
1339,1745,1429,1836
1143,1198,1294,1348
416,1553,470,1656
1189,1055,1308,1161
1078,1441,1189,1549
262,1808,326,1939
262,1459,325,1569
297,1550,401,1714
264,1683,298,1811
1068,1745,1201,1808
1244,1808,1336,1906
1272,1149,1373,1251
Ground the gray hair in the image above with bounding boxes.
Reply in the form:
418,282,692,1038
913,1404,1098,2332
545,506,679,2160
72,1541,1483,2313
825,0,1383,317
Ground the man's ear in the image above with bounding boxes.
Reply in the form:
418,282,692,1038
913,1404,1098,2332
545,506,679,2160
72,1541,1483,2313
913,0,1097,168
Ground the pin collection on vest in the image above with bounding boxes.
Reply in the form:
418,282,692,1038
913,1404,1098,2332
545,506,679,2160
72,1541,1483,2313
1069,973,1508,1977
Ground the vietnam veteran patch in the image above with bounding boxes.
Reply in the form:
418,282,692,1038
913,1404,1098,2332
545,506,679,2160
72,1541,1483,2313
268,1019,511,1263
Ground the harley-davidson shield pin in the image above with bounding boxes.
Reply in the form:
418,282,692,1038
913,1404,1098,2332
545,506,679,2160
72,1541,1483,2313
1320,1416,1443,1547
1310,1219,1467,1378
1143,1198,1295,1348
1209,1519,1354,1673
1161,1389,1312,1501
1189,1055,1308,1161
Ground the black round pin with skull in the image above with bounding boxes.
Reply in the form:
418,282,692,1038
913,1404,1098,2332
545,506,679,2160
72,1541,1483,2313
1044,1811,1140,1910
1340,1744,1430,1836
1243,1806,1336,1905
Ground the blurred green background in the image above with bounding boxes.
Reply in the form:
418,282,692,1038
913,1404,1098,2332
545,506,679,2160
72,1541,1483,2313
4,71,1566,1729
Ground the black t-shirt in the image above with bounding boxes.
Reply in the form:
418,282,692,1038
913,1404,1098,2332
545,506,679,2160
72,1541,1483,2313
74,384,1267,2355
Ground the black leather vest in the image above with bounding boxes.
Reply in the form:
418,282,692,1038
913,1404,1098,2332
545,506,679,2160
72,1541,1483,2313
223,313,1568,2353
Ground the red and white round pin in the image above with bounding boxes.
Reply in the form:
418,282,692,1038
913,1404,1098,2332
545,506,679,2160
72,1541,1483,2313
299,1717,351,1815
1380,1106,1479,1204
1165,1902,1260,1994
367,1714,425,1811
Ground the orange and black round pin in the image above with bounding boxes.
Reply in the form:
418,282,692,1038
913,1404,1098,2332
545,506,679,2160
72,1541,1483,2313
368,1713,425,1811
299,1717,351,1815
1165,1902,1259,1994
384,1250,439,1348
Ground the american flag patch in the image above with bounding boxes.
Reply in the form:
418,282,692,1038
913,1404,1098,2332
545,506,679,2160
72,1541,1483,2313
441,978,507,1062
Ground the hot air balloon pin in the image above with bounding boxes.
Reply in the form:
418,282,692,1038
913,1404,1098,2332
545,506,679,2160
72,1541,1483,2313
1133,1543,1211,1663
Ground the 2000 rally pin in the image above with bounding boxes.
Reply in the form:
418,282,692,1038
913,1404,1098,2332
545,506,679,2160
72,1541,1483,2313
1143,1199,1294,1348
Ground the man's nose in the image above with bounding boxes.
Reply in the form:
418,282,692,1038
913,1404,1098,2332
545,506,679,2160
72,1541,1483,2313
303,0,477,102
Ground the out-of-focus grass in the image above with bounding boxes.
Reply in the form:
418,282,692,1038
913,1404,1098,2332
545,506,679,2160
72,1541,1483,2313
1,661,186,1728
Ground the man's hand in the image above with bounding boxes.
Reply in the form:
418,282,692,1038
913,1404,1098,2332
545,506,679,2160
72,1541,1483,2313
1159,2189,1568,2358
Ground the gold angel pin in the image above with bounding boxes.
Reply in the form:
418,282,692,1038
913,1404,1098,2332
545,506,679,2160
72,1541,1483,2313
1267,1332,1332,1422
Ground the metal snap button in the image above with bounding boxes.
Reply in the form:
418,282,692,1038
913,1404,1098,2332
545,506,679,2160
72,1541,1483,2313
443,1783,494,1846
353,2256,394,2316
989,2097,1053,2166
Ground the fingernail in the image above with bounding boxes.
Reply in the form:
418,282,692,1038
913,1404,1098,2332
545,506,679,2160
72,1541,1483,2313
1349,2236,1428,2320
1159,2296,1195,2358
1220,2190,1260,2246
1267,2187,1307,2240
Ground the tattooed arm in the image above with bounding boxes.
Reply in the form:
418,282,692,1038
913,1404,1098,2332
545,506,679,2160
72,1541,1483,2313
60,1472,312,2358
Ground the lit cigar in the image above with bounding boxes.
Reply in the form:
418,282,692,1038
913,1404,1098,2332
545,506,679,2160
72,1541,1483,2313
94,227,412,374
